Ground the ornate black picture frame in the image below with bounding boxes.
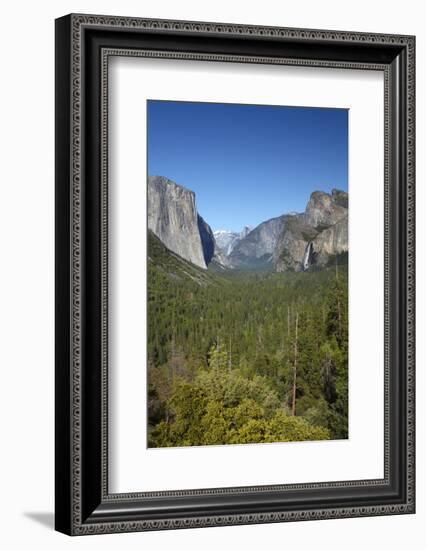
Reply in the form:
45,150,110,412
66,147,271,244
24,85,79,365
55,14,415,535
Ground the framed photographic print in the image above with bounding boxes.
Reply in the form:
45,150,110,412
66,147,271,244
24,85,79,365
55,14,415,535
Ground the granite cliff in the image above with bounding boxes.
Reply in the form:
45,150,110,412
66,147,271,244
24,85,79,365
227,216,287,269
275,189,348,272
147,176,214,269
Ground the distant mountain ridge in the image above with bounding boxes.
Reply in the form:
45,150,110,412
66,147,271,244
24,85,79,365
147,175,348,273
227,215,287,270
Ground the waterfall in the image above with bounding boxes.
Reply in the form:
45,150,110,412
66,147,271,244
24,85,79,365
302,242,313,271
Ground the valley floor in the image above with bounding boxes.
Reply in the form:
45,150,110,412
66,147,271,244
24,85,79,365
147,232,348,448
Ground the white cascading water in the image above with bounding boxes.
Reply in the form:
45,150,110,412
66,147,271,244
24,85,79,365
302,242,313,271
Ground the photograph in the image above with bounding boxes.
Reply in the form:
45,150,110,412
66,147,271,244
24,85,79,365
146,100,349,448
52,10,415,537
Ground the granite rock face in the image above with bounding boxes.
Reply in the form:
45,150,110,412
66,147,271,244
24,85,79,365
331,188,349,209
239,225,252,240
312,214,348,266
304,190,348,228
275,190,348,272
228,216,286,269
148,176,213,269
274,214,317,272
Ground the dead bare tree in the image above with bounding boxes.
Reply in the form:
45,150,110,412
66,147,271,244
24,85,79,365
291,311,299,416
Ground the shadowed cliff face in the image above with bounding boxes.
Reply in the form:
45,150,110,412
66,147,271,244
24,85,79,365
273,214,316,272
197,214,215,265
148,176,214,269
275,190,348,272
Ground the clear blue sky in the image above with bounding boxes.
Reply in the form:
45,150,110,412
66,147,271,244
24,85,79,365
147,100,348,232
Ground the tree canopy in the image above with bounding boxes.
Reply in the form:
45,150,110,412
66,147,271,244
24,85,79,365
148,235,348,447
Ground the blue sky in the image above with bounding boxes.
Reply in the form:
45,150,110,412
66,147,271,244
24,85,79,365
147,100,348,232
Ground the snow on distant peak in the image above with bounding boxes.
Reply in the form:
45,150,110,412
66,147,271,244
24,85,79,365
214,226,253,257
213,230,239,256
213,229,235,236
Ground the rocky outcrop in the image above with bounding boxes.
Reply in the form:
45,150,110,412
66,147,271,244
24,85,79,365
312,214,348,266
228,216,286,269
148,176,213,269
275,190,348,272
331,188,348,209
304,190,347,229
274,214,318,272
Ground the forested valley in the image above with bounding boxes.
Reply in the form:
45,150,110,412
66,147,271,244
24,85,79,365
147,231,348,448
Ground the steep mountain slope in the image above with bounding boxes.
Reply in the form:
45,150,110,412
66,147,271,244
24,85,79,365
228,215,286,269
148,176,214,269
275,189,348,272
273,213,317,272
148,230,221,287
311,214,348,265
